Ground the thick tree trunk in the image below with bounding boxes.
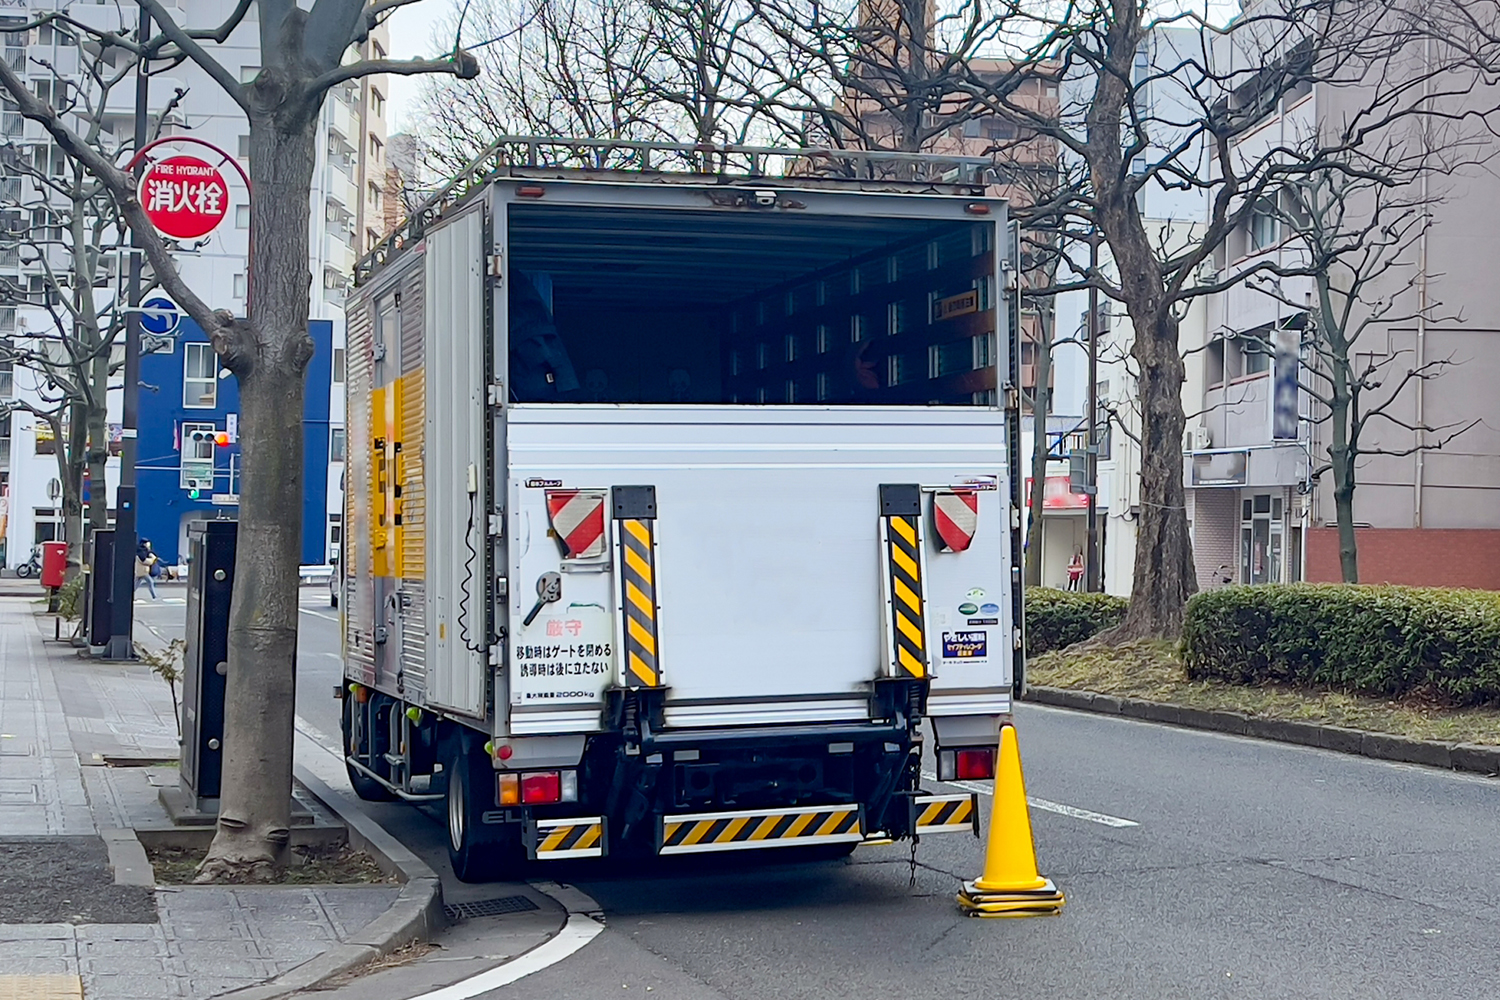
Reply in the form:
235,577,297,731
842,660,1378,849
1024,330,1052,588
1114,305,1196,637
196,115,315,883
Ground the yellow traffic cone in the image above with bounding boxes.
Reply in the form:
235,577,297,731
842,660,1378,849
956,724,1065,918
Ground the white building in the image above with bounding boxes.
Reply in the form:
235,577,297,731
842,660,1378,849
0,1,389,567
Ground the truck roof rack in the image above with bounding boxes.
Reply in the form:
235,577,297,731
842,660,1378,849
354,135,1000,287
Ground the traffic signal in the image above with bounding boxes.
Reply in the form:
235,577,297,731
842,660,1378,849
214,431,230,447
186,478,203,500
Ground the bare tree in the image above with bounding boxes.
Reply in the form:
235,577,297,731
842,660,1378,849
963,0,1500,636
0,30,182,576
0,0,477,881
1249,155,1477,582
416,0,808,173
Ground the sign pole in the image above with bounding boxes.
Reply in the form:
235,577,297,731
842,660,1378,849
102,5,149,659
1085,230,1100,594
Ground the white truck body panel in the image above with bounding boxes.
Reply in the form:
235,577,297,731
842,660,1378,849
423,208,490,718
505,405,1012,734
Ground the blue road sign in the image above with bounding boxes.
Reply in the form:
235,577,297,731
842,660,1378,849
140,296,181,336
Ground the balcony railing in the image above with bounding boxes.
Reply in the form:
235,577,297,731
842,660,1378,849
0,113,22,138
4,49,24,72
0,370,13,398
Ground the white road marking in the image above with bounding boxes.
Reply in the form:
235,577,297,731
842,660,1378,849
922,771,1139,828
409,912,603,999
293,722,605,994
299,607,339,622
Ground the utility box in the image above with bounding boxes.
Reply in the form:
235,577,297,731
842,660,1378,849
180,519,236,804
86,529,116,651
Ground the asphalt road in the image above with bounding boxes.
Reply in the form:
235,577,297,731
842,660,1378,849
135,593,1500,999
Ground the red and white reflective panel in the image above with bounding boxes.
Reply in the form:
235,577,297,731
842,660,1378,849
932,490,979,553
545,490,606,558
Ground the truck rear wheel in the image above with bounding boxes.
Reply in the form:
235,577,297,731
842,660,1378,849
446,744,518,883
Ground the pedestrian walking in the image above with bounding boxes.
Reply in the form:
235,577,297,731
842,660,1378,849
1066,550,1085,592
135,538,159,600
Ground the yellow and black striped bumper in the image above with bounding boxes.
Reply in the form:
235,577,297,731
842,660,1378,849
659,804,863,855
528,817,607,860
911,792,979,836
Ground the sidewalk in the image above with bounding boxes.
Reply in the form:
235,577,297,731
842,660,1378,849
0,598,403,1000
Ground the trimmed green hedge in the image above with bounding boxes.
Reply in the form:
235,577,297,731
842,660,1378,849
1025,587,1128,655
1182,584,1500,705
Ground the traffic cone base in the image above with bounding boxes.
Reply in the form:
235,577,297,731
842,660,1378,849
957,877,1065,918
955,725,1065,919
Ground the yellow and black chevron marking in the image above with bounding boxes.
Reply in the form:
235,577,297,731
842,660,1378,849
531,817,606,860
618,518,662,688
659,804,863,855
885,513,929,678
912,793,979,836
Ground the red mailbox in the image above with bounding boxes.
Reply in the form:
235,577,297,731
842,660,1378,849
40,540,68,589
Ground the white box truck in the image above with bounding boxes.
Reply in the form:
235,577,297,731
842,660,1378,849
338,138,1024,880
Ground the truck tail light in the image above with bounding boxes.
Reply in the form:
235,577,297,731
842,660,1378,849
938,747,996,781
956,748,995,780
521,771,560,804
498,773,520,806
519,770,580,804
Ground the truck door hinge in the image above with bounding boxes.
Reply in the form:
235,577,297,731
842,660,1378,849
1010,506,1022,530
372,341,386,362
487,253,504,280
487,382,505,406
487,513,504,537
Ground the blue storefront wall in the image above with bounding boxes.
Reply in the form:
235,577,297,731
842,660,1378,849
136,318,333,564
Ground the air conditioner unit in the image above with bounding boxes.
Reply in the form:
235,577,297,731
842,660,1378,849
1190,425,1212,451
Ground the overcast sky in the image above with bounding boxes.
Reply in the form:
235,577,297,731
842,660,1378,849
384,0,455,134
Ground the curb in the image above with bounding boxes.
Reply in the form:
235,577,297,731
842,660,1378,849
220,766,447,1000
1024,685,1500,777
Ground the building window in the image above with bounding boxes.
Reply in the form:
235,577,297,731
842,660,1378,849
816,324,830,354
1249,199,1279,251
367,180,381,207
1241,330,1271,375
183,343,217,408
368,133,383,163
239,65,260,83
1239,493,1284,585
372,40,386,60
232,273,247,300
784,334,798,362
366,229,380,252
234,205,250,229
329,427,346,463
332,347,346,382
369,88,385,118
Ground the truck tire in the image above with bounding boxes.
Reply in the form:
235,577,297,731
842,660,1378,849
446,744,517,883
342,698,395,802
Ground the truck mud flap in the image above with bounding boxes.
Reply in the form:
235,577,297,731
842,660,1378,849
526,816,607,860
910,792,980,837
658,804,863,856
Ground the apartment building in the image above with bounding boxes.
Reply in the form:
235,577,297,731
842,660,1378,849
0,1,389,567
1189,14,1500,588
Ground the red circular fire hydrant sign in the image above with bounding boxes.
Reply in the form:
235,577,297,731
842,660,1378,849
139,155,230,239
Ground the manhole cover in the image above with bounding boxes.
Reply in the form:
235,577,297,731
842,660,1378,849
444,895,540,921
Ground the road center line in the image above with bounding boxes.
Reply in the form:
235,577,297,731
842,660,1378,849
921,771,1139,828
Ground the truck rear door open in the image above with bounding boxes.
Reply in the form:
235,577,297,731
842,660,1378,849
493,183,1019,742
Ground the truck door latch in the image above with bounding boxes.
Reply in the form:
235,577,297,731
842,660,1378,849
522,571,562,627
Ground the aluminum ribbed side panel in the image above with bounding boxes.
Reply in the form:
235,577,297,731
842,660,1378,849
398,266,428,704
344,298,377,686
423,206,489,718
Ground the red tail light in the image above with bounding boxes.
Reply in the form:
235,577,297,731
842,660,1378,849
956,748,995,780
520,771,561,804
